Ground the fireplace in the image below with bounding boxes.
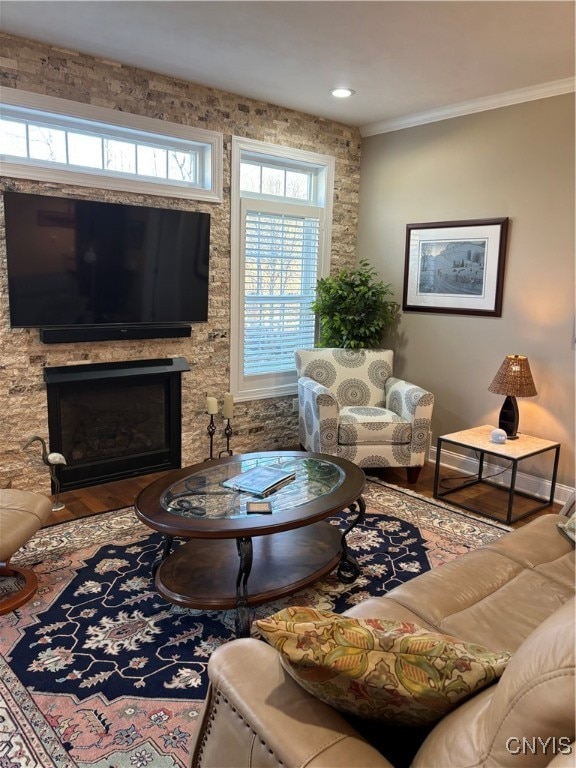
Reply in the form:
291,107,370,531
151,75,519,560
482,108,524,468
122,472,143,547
44,357,190,491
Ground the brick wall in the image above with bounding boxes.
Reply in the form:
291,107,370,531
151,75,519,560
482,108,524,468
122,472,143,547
0,33,361,493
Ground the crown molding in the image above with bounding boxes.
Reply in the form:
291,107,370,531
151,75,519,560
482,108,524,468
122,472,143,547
360,77,576,137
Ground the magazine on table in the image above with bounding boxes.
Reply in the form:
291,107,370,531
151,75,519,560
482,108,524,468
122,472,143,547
221,465,296,497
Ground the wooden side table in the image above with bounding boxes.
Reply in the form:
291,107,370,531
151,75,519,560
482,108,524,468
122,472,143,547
433,425,560,524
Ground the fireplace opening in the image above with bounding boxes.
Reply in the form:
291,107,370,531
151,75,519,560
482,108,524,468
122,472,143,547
44,357,190,491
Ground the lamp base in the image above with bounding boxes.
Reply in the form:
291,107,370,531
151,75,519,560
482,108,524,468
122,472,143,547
499,395,519,439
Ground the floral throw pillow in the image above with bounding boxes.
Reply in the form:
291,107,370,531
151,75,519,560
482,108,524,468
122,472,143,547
557,512,576,544
255,607,511,726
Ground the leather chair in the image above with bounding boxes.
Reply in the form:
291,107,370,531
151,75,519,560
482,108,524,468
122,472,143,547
295,348,434,483
0,489,52,614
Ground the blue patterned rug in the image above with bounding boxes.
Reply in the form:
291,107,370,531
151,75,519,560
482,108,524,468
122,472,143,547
0,480,508,767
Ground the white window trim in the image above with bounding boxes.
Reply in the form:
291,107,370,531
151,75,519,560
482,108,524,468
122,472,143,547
0,87,223,202
230,136,335,401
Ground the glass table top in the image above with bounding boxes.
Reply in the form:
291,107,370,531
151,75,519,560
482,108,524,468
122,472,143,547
160,455,344,521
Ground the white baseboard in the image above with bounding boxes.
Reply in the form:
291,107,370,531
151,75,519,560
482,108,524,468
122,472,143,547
428,445,574,506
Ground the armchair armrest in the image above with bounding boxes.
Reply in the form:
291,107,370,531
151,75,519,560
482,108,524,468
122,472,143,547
385,378,434,464
297,376,339,454
191,638,393,768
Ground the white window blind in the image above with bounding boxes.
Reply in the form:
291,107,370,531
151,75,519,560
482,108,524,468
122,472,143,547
243,208,319,376
230,137,335,400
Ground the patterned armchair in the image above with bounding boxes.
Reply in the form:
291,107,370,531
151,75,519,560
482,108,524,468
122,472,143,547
294,348,434,483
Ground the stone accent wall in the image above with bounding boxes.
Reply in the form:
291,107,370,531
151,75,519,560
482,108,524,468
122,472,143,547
0,33,361,494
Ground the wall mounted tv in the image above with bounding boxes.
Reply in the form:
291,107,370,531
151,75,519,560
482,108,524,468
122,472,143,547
3,191,210,341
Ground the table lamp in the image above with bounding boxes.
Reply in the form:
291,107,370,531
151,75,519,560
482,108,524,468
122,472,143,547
488,354,537,439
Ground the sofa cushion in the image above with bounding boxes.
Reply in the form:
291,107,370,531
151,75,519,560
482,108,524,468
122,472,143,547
255,607,511,727
345,514,574,652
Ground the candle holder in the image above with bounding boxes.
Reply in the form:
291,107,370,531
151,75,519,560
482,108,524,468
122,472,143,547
205,414,217,461
219,419,233,457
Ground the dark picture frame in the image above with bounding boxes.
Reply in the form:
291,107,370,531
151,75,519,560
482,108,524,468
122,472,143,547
403,218,509,316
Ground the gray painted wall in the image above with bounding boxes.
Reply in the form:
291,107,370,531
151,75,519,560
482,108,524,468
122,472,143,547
358,95,575,489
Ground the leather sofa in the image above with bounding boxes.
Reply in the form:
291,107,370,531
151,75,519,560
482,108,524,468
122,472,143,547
190,508,575,767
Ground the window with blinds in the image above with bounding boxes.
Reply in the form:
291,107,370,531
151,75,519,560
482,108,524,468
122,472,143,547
243,208,320,376
230,137,335,400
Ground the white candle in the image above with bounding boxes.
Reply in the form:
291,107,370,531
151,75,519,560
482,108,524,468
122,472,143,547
223,392,234,419
206,396,218,415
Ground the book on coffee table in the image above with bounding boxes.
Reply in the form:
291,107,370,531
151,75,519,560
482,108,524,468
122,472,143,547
221,466,296,497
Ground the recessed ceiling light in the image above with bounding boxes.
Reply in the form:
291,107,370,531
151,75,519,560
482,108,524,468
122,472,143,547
330,87,355,99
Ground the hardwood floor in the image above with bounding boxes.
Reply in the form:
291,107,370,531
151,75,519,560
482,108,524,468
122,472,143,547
47,471,169,524
45,460,562,528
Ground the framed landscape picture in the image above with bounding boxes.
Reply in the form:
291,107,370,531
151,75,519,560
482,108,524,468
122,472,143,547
403,218,509,316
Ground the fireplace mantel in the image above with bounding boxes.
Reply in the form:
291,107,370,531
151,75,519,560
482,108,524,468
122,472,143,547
43,357,190,385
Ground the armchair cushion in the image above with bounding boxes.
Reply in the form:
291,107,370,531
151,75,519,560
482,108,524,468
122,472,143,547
339,406,410,445
255,606,511,727
296,348,393,407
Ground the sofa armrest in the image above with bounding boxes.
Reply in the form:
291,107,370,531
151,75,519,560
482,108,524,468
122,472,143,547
297,376,339,454
191,638,393,768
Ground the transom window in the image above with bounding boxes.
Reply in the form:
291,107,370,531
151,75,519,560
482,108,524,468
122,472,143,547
240,159,313,201
230,137,335,400
0,89,223,202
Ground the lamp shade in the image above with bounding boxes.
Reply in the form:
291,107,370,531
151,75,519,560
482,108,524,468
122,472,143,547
488,355,537,398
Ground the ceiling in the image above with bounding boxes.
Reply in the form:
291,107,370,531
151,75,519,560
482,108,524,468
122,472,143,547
1,1,574,135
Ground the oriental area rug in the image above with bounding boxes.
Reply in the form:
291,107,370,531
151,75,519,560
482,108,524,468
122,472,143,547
0,480,510,768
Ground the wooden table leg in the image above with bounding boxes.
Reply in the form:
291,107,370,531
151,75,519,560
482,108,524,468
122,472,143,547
235,536,254,637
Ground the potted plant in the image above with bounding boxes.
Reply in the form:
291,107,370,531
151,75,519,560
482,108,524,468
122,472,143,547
311,259,400,348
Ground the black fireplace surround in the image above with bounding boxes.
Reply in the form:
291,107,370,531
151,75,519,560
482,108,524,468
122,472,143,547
44,357,190,492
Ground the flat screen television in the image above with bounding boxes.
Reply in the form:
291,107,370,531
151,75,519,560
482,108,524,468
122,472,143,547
3,191,210,330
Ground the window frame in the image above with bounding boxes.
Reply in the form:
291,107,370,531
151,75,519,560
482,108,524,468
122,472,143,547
230,136,335,401
0,88,223,202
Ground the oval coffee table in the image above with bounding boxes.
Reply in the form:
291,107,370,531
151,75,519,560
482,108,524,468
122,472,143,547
135,451,366,636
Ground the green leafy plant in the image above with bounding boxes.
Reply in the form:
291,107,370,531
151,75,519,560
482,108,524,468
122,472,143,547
311,259,400,349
